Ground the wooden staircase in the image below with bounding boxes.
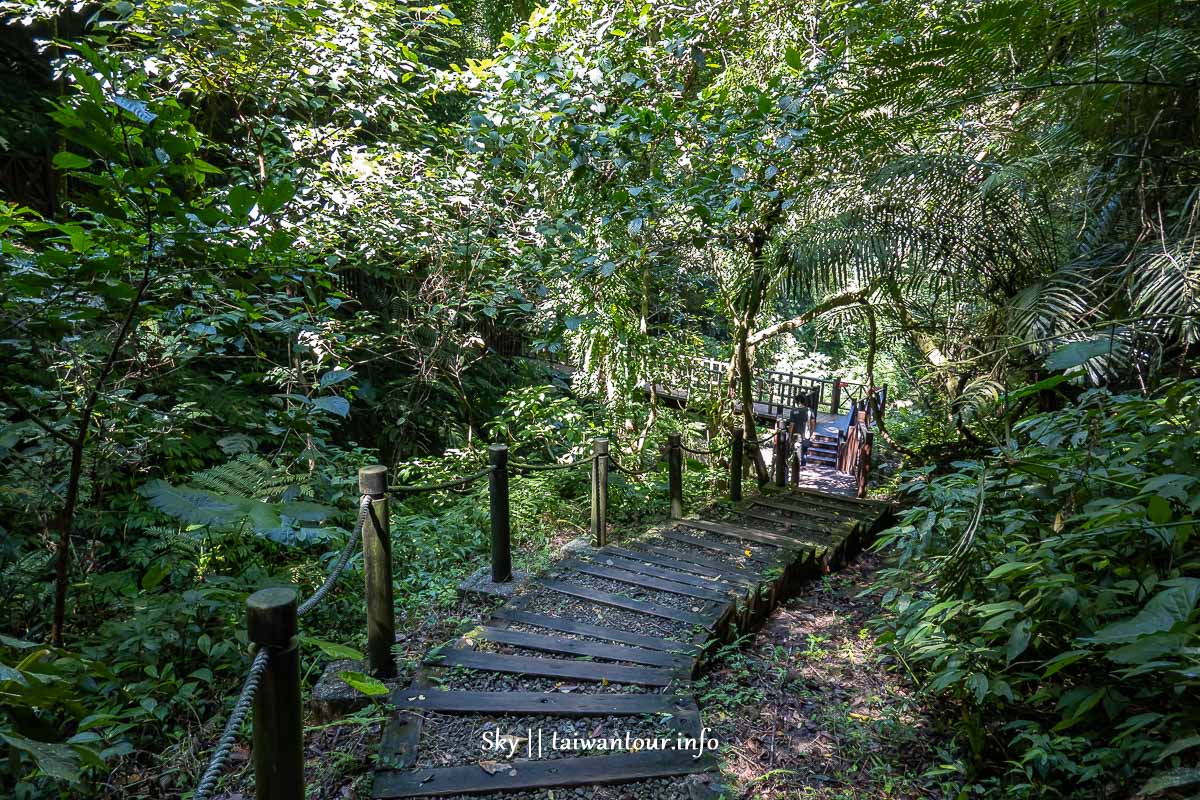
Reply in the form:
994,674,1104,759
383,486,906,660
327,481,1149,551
371,488,892,799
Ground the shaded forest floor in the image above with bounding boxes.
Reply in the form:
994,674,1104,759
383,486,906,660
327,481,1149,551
699,554,962,799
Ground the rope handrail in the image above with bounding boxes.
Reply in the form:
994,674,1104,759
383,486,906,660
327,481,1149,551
609,453,658,476
193,648,271,800
388,466,493,494
194,493,372,799
509,454,595,472
679,438,726,456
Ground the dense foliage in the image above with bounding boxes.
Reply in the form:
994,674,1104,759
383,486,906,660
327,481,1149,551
1,0,1197,797
878,381,1200,796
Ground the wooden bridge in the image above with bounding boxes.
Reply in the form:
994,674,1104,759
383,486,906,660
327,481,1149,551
191,360,893,800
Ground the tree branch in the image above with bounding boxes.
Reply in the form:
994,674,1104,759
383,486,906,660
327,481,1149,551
746,286,870,347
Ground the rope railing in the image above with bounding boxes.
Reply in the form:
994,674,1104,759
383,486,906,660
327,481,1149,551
193,648,270,800
679,440,725,456
388,465,493,494
509,454,594,472
608,452,658,476
194,493,372,800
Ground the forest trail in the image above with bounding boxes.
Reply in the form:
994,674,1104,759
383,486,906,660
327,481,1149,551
371,488,892,799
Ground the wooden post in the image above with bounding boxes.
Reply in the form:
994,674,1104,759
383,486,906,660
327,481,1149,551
590,438,609,547
247,588,303,800
668,432,683,519
858,431,874,498
773,418,787,487
730,429,743,502
488,444,511,583
358,465,395,679
830,378,842,414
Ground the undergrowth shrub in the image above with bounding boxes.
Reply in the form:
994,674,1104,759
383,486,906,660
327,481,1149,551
874,381,1200,797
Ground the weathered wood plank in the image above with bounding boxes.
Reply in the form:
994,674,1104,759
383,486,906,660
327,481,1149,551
752,498,861,524
469,626,691,670
488,608,699,655
541,579,716,628
632,544,764,584
682,519,807,550
590,550,748,592
389,688,691,716
786,485,888,510
428,648,677,686
659,530,778,562
563,560,731,603
374,750,717,798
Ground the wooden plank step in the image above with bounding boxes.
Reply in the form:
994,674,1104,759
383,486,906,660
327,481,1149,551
390,688,691,716
659,530,778,562
744,510,845,534
590,550,748,592
682,519,805,550
562,560,731,603
489,609,700,655
752,498,860,524
428,648,677,687
632,544,763,585
374,749,717,797
541,579,716,628
787,485,888,509
469,626,691,670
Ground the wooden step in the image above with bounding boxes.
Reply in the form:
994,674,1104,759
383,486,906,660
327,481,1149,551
562,559,731,603
390,688,691,716
428,648,678,686
469,626,692,670
629,544,764,586
659,530,779,562
589,550,747,593
374,749,717,798
682,519,806,550
490,608,700,655
753,498,861,524
541,579,717,628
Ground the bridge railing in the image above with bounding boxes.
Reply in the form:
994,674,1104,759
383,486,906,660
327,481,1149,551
189,417,876,800
659,355,887,421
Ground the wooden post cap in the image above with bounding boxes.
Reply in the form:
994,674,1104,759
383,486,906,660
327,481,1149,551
668,432,681,447
358,465,388,496
488,443,508,462
593,437,609,453
247,587,298,647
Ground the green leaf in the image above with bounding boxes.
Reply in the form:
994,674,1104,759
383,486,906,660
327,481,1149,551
985,561,1036,580
1156,735,1200,763
1137,767,1200,796
141,564,169,591
311,396,350,417
1044,337,1115,371
1148,495,1172,524
258,178,295,215
1041,649,1090,678
306,638,364,660
52,152,91,170
1,733,82,783
319,369,355,388
227,185,256,220
1090,580,1200,644
338,670,389,697
1006,618,1032,663
784,46,804,70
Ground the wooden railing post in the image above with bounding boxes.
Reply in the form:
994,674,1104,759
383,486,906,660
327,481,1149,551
591,437,609,547
668,432,684,519
773,418,787,487
358,465,395,679
488,444,511,583
247,588,304,800
830,378,842,414
858,431,874,498
730,429,743,502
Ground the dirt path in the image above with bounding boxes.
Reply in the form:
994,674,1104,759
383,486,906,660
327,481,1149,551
699,554,961,799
